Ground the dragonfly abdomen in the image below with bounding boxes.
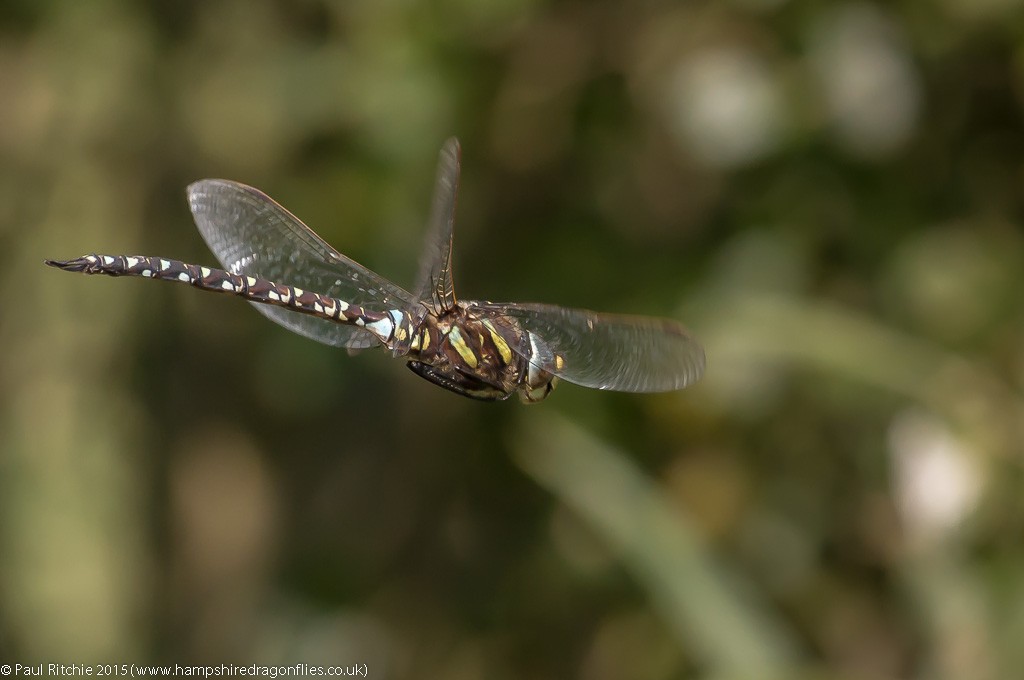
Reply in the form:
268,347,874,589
45,254,410,348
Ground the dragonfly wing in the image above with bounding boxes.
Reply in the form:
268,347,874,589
412,138,461,312
187,179,418,349
473,303,706,392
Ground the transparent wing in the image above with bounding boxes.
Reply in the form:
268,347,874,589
473,303,705,392
187,179,417,349
412,138,461,313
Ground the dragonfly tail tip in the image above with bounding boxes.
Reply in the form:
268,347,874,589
44,257,89,272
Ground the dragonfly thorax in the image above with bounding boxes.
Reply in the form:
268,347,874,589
406,301,556,402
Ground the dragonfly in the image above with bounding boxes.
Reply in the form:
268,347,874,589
45,138,705,402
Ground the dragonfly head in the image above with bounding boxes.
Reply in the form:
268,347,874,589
518,374,558,403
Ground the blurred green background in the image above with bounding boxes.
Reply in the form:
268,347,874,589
3,0,1024,677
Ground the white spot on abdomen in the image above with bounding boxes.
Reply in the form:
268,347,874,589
366,318,394,340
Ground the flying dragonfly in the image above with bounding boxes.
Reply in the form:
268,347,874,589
45,138,705,402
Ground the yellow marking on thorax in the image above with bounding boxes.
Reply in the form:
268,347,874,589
482,319,513,364
447,327,478,368
555,354,565,370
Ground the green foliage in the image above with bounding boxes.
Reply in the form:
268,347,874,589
3,0,1024,676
